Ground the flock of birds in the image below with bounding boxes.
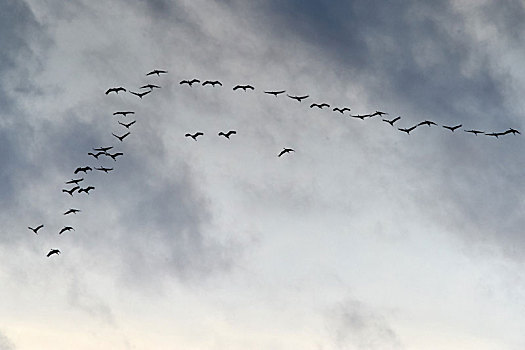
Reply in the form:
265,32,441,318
29,69,520,258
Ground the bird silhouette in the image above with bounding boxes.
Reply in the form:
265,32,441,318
398,125,418,134
118,120,136,129
63,186,80,196
418,120,437,127
278,148,295,157
218,130,237,139
59,226,74,235
129,90,151,99
486,132,503,138
264,90,286,97
78,186,95,194
310,103,330,109
287,94,309,102
107,152,123,161
180,79,201,86
113,111,135,117
333,107,351,114
28,224,44,234
464,129,484,135
63,209,81,215
87,151,106,159
442,124,462,132
202,80,222,87
105,87,126,95
383,116,401,126
74,166,92,174
233,84,255,91
112,132,131,142
185,132,204,141
503,128,520,135
65,178,83,185
95,167,113,173
47,249,60,257
146,69,167,76
140,84,161,90
93,146,113,154
351,114,371,120
370,111,388,117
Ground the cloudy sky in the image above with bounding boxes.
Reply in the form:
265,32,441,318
2,0,525,349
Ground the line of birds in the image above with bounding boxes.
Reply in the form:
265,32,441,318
32,68,521,258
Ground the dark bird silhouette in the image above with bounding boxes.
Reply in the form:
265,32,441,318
105,87,126,95
486,132,503,138
112,132,131,142
333,107,351,114
88,151,105,159
78,186,95,194
278,148,295,157
146,69,167,76
140,84,161,90
287,94,309,102
218,130,237,139
503,128,520,135
310,103,330,109
129,90,151,99
233,84,255,91
383,116,401,126
28,224,44,234
74,166,92,174
351,114,371,120
264,90,286,97
180,79,201,86
443,124,462,132
370,111,388,117
63,186,80,196
418,120,437,127
118,120,136,129
202,80,222,87
185,132,204,141
59,226,74,235
95,166,113,173
65,178,83,185
398,125,418,135
464,129,484,135
107,152,123,161
93,146,113,153
63,208,81,215
47,249,60,257
113,111,135,117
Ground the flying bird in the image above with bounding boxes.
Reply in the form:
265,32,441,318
78,186,95,194
503,128,520,135
351,114,371,120
442,124,462,132
218,130,237,139
93,146,113,153
278,148,295,157
383,116,401,126
112,132,131,142
233,84,255,91
398,125,418,134
202,80,222,87
95,167,113,173
63,209,81,215
65,178,83,185
106,152,123,161
129,90,151,99
185,132,204,141
62,186,80,196
180,79,201,87
59,226,74,235
310,103,330,109
287,94,309,102
118,120,136,129
105,87,126,95
146,69,168,76
87,151,106,159
333,107,351,114
418,120,437,127
464,129,484,135
370,111,388,117
47,249,60,257
264,90,286,97
140,84,161,90
74,166,92,174
485,132,503,138
113,111,135,117
28,224,44,235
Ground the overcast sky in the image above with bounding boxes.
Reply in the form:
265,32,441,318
2,0,525,349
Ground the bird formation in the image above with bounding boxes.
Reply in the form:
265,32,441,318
31,69,521,259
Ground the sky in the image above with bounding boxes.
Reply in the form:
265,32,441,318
1,0,525,349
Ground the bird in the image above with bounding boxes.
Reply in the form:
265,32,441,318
129,90,151,99
180,79,201,86
383,116,401,126
106,152,123,161
112,132,130,142
310,103,330,109
113,111,135,117
95,167,113,173
442,124,462,132
74,166,92,174
65,178,83,185
287,94,309,102
140,84,161,90
370,111,388,117
62,186,80,196
185,132,204,141
28,224,44,234
503,128,520,135
87,151,106,159
59,226,75,235
47,249,60,257
464,129,484,135
105,87,126,95
78,186,95,194
333,107,351,114
233,84,255,91
93,146,113,153
264,90,286,97
146,69,167,76
218,130,237,139
278,148,295,157
63,209,81,215
118,120,136,129
202,80,222,87
351,114,371,120
418,120,437,127
485,132,503,138
398,125,418,134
